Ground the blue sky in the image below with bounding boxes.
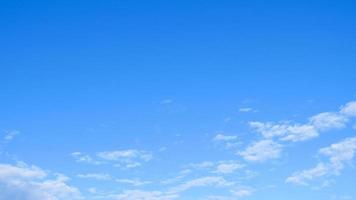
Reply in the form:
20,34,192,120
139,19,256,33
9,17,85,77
1,0,356,199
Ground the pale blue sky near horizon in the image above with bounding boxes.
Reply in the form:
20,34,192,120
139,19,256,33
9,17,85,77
1,1,356,200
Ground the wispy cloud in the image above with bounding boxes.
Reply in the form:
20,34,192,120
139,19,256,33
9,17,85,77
239,140,282,162
71,149,153,169
249,101,356,143
286,137,356,185
77,173,112,181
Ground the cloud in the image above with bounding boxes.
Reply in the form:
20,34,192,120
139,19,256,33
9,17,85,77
239,140,282,162
340,101,356,116
71,149,153,169
116,179,151,186
309,112,348,131
3,130,20,142
286,137,356,185
98,149,153,169
286,163,328,185
239,108,254,113
213,134,238,142
111,190,179,200
188,161,215,169
206,187,253,200
168,176,234,194
249,122,318,142
71,152,101,165
97,149,152,162
213,134,240,150
0,162,82,200
213,161,244,174
319,137,356,173
102,175,249,200
77,173,111,181
249,101,356,143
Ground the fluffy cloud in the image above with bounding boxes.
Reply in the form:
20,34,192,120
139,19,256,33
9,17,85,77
309,112,348,131
286,137,356,185
249,101,356,143
340,101,356,116
0,162,82,200
249,122,318,142
239,140,282,162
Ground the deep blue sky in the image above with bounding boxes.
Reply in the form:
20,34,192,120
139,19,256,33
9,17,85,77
1,1,356,200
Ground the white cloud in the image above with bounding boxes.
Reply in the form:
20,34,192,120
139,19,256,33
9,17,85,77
97,150,152,169
97,150,152,162
249,101,356,143
239,108,254,113
111,190,179,200
71,149,153,169
286,163,328,185
287,137,356,185
213,134,238,142
340,101,356,116
189,161,215,169
319,137,356,173
116,179,151,186
239,140,282,162
0,162,82,200
77,173,111,181
71,152,101,165
213,161,244,174
168,176,234,194
3,130,20,141
309,112,348,131
230,188,254,198
280,124,318,142
107,175,249,200
206,187,253,200
249,121,320,142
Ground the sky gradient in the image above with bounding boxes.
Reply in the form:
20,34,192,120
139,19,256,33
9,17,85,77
1,0,356,200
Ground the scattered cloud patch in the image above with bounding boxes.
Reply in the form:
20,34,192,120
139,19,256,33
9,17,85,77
287,137,356,185
213,134,238,142
3,130,20,142
239,140,282,162
77,173,111,181
0,162,82,200
340,101,356,116
71,149,153,169
213,161,244,174
116,179,151,186
239,107,254,113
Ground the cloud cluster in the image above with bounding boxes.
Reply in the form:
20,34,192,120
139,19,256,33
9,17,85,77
240,101,356,162
286,137,356,185
0,162,82,200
